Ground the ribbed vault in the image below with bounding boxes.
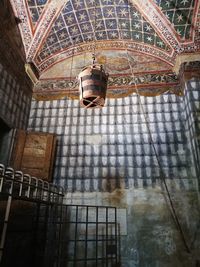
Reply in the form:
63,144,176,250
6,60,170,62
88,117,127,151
10,0,200,99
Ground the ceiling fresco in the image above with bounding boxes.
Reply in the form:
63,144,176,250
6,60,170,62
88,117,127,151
27,0,48,21
27,0,49,30
10,0,200,99
36,0,170,64
40,50,172,79
154,0,196,40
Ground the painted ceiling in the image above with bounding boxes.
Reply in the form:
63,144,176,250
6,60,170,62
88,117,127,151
10,0,200,99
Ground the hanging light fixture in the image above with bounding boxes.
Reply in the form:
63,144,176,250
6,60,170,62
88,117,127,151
78,1,109,108
78,63,109,108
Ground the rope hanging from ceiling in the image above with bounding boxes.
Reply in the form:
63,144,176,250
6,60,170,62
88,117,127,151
116,0,191,254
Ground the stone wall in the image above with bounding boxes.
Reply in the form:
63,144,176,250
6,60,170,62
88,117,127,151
0,62,31,129
28,88,200,266
63,188,200,267
184,77,200,185
0,0,32,129
28,93,195,191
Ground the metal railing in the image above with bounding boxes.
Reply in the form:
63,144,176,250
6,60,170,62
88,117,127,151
0,163,64,265
44,204,119,267
0,163,120,267
0,163,64,204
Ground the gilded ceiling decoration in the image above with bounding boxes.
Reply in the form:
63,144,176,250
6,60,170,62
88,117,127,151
10,0,200,99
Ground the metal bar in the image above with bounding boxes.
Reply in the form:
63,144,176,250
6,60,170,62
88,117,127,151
0,163,64,267
33,179,38,199
26,175,31,198
96,206,98,267
41,203,50,266
67,257,114,262
74,206,78,267
57,204,63,267
0,168,14,264
0,194,61,205
15,171,23,197
38,179,44,201
0,195,12,263
0,164,5,192
1,166,63,203
118,221,121,266
115,208,118,265
0,191,63,203
106,207,108,267
46,204,118,267
66,204,116,208
60,221,116,224
31,202,41,266
84,206,89,267
67,237,116,242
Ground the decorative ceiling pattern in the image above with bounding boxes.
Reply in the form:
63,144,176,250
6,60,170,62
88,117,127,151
40,50,172,79
34,71,182,100
36,0,170,63
154,0,195,40
27,0,48,28
10,0,200,99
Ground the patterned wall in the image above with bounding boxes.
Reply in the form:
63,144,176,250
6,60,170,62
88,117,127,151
0,62,32,129
184,78,200,181
36,0,169,63
28,92,196,192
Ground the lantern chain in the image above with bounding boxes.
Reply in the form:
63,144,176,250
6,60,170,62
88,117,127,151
92,0,97,65
69,37,75,87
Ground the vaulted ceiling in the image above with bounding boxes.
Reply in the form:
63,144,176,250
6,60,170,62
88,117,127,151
10,0,200,99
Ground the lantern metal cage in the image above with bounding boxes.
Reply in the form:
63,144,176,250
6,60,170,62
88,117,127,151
78,64,109,109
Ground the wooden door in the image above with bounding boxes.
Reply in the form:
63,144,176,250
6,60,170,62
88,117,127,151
11,130,56,182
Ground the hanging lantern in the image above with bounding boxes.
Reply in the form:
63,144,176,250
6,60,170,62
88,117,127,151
78,64,109,108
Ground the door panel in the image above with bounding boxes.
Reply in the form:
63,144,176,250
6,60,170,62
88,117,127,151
11,130,56,182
